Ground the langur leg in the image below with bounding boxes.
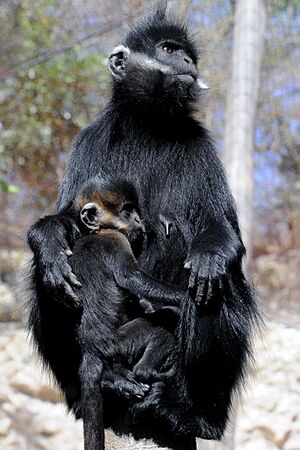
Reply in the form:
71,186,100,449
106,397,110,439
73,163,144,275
117,319,176,383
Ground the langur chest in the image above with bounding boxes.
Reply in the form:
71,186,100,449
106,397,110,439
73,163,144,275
108,141,197,280
108,138,199,232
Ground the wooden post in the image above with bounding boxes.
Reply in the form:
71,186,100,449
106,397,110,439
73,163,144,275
105,430,174,449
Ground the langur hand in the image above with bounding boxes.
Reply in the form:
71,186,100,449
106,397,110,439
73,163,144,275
139,298,157,314
139,298,180,315
31,216,82,307
40,249,82,308
184,252,227,307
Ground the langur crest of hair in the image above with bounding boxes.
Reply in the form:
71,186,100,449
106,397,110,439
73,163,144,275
124,0,200,67
151,0,189,22
141,0,167,21
143,0,183,28
153,0,168,18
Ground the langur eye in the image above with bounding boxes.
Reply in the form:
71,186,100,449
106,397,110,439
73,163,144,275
163,45,174,54
121,202,134,213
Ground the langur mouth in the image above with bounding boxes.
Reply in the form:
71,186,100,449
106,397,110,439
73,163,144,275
176,74,195,85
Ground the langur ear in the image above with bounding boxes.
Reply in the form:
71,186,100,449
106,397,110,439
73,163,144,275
80,203,100,230
108,45,130,80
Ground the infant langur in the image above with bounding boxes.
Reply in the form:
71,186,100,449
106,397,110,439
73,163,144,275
71,178,186,450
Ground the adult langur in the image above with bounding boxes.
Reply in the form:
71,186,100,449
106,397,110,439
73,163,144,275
27,3,259,448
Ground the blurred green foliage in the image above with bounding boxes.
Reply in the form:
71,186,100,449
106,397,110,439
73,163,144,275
0,182,20,194
270,0,300,12
0,0,109,204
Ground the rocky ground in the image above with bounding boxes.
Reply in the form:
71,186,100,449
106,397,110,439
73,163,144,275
0,281,299,450
235,323,300,450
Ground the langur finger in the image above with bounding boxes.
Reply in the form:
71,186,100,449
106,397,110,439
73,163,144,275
198,254,211,279
141,383,150,392
70,223,80,240
62,266,82,288
68,272,82,288
217,275,229,299
206,277,223,305
188,270,197,290
218,276,224,294
205,276,215,305
65,248,73,257
139,299,155,314
62,283,81,308
195,277,207,305
122,381,148,399
184,260,191,270
44,271,56,292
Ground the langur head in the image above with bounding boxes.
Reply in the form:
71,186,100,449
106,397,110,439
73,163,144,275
77,179,144,237
108,1,208,114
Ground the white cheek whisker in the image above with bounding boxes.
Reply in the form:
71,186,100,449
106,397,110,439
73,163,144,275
197,78,209,89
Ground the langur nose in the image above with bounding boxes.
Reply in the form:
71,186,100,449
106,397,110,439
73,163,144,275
132,213,145,230
136,217,146,232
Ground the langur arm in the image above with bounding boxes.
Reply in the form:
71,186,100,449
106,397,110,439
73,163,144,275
185,213,245,307
115,268,187,312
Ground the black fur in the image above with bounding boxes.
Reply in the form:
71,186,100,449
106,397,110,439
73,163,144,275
29,178,190,450
27,3,260,448
72,178,187,450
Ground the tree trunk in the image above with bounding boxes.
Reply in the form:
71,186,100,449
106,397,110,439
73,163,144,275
223,0,267,261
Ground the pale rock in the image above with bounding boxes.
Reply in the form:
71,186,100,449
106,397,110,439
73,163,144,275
0,412,11,437
0,393,9,404
284,432,300,450
238,437,278,450
1,318,300,450
236,322,300,450
10,369,61,402
0,283,21,322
